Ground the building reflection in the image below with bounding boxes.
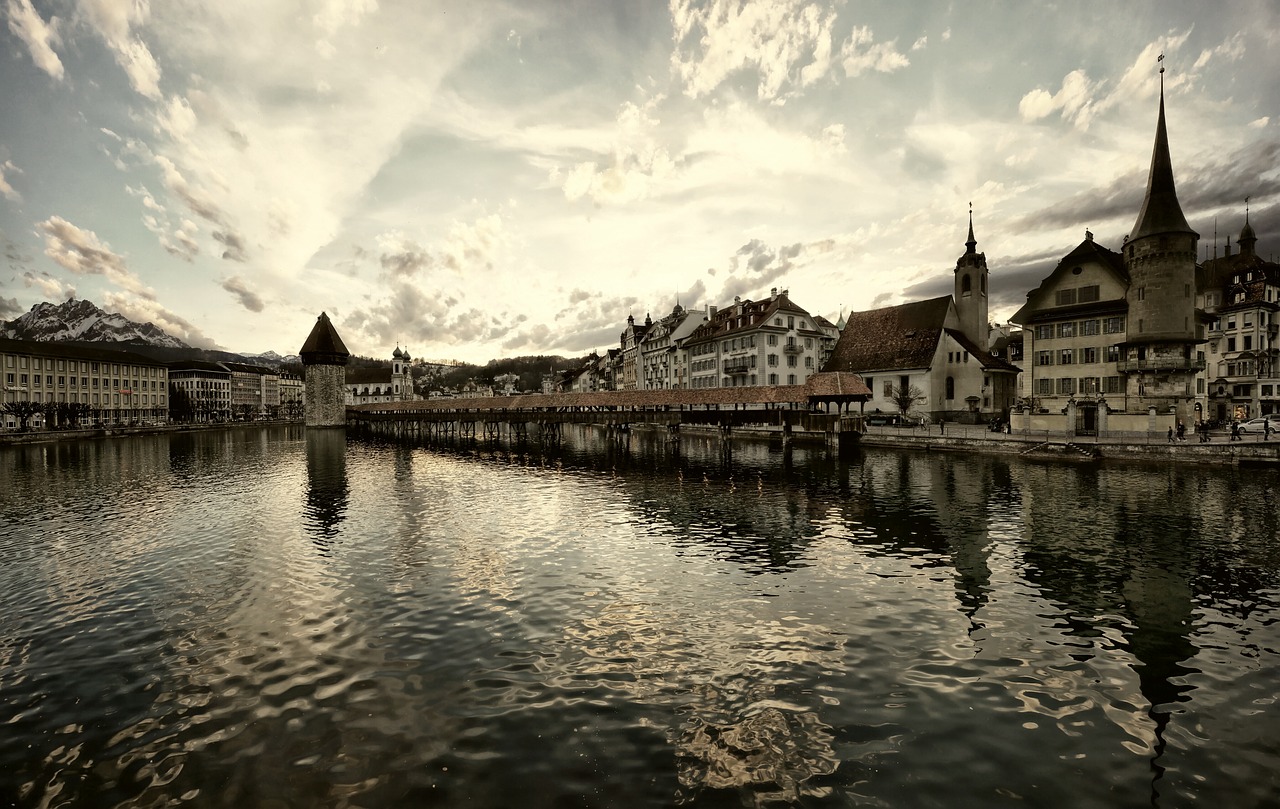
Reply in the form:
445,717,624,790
304,428,349,552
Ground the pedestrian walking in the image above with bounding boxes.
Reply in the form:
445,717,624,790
1168,426,1175,443
1266,420,1272,442
1176,421,1186,441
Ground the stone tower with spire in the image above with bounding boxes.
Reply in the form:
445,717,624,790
300,311,350,428
954,207,989,347
1120,66,1201,420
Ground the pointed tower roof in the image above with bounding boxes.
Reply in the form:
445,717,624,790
1130,74,1196,241
1240,199,1258,256
299,311,350,366
965,204,977,254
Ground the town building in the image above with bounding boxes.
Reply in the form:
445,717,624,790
682,289,827,389
168,360,233,422
1,337,169,429
223,361,281,418
1199,214,1280,420
638,303,703,390
1011,72,1205,434
618,314,651,390
279,372,304,417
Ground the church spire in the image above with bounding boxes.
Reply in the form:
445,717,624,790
1130,56,1195,241
965,201,977,254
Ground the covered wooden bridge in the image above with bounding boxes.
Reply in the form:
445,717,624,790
346,371,872,448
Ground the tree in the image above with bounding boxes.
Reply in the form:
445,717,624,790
3,400,43,431
887,383,926,419
236,403,256,421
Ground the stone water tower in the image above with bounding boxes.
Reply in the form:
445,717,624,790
299,311,350,428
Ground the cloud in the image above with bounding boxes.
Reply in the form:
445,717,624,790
221,276,265,312
154,156,227,226
77,0,162,99
670,0,839,103
1018,31,1195,132
38,216,154,298
716,238,805,301
1193,32,1246,70
212,230,248,262
5,0,64,80
102,291,218,349
839,25,910,77
376,213,508,278
0,295,22,320
558,96,678,204
22,271,75,300
312,0,379,57
0,160,21,201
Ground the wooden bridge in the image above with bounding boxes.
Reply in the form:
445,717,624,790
346,372,872,449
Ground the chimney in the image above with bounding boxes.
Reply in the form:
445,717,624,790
771,287,778,299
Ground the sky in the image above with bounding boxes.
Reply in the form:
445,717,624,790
2,1,1279,363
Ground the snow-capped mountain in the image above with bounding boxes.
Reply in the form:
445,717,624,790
241,349,301,365
1,299,190,349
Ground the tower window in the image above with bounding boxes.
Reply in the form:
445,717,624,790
962,275,972,295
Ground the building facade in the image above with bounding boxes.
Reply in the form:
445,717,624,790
1199,216,1280,420
1,338,169,429
683,289,827,389
1012,75,1206,433
168,360,233,422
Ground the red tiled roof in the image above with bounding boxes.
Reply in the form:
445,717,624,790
822,296,951,373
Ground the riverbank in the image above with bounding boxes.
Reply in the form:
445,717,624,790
0,420,300,447
855,423,1280,467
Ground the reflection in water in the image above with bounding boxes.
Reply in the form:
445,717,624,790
1,425,1279,807
304,428,348,551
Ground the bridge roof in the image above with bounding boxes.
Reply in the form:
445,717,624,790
353,372,870,413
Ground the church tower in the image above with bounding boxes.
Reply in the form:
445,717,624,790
954,206,989,347
1120,65,1200,419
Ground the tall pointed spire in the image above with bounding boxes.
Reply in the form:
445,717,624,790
966,201,977,254
1130,58,1195,241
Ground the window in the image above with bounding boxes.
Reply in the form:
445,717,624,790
1103,316,1125,334
767,334,778,346
1058,322,1075,338
1037,378,1052,395
1036,325,1053,340
1037,351,1053,366
1245,336,1253,350
770,374,779,385
1055,289,1077,306
767,354,778,367
1059,349,1074,365
1078,285,1100,303
787,374,796,385
786,356,797,367
1228,337,1237,352
1081,347,1098,363
1080,377,1100,395
945,377,955,399
865,377,873,393
1137,287,1146,302
1081,320,1100,336
1104,376,1123,394
1057,377,1076,395
883,381,893,398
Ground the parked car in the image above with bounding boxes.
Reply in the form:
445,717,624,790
1237,418,1275,434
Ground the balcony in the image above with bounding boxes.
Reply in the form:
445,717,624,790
723,357,753,375
1115,357,1207,373
782,343,803,355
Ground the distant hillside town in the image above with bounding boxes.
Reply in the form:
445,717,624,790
2,77,1277,434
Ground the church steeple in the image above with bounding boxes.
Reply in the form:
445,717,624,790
1240,197,1258,257
954,204,988,346
965,203,977,254
1130,63,1195,242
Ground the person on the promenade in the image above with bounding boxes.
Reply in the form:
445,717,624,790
1176,421,1186,441
1230,421,1241,441
1168,426,1175,443
1199,421,1210,443
1265,420,1272,442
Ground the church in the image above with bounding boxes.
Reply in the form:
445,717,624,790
345,346,416,405
822,213,1020,423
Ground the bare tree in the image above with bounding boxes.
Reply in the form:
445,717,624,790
3,401,44,431
886,383,926,419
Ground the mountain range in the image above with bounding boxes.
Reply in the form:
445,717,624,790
0,299,298,366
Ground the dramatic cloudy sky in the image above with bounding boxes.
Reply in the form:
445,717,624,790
2,1,1278,361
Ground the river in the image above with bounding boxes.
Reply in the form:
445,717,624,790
1,425,1277,807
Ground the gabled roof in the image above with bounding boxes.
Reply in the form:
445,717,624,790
822,296,951,373
1011,238,1128,324
685,292,820,343
943,329,1019,373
